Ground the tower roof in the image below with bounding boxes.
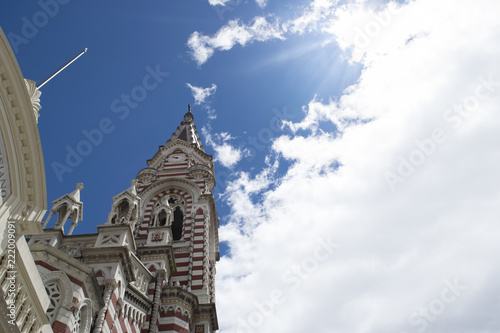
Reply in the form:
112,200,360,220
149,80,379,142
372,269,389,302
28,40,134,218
167,105,204,151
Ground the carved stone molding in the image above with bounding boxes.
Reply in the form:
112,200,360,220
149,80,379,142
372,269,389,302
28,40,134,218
41,271,73,310
23,79,41,122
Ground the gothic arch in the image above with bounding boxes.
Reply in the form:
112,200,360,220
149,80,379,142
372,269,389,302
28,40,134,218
54,203,69,225
138,178,201,210
74,298,92,333
151,198,172,227
171,205,185,241
94,266,111,279
136,184,196,239
41,271,73,323
112,198,130,224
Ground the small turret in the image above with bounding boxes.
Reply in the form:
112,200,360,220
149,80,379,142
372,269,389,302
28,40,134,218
106,179,141,227
43,183,84,235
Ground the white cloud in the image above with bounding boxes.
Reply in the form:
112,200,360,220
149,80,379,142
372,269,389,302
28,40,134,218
214,142,243,168
208,0,268,8
187,0,335,65
255,0,268,8
202,129,250,168
282,96,363,133
186,83,218,119
188,17,285,65
284,0,337,34
216,0,500,332
209,0,231,5
186,83,217,105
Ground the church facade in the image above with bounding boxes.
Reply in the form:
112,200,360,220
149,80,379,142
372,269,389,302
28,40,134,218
28,108,219,333
0,27,219,333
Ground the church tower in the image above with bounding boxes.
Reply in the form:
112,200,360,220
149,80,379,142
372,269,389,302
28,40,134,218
25,106,219,333
133,106,220,332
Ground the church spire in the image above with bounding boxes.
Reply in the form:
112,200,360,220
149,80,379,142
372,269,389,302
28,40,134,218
167,104,204,151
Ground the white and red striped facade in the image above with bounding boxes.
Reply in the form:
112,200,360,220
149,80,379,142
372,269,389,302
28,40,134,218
27,108,219,333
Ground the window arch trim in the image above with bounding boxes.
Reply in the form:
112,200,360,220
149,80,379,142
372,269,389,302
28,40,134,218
41,271,73,323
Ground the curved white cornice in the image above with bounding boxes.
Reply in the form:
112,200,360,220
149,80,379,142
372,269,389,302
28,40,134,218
0,27,47,234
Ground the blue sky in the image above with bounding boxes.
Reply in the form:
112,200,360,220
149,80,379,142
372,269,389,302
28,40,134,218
2,0,500,332
1,0,359,235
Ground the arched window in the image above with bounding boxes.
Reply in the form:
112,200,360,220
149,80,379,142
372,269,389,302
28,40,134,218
158,210,167,226
117,200,129,221
131,204,138,220
74,300,91,333
73,307,81,333
56,204,68,225
53,203,70,229
171,207,183,240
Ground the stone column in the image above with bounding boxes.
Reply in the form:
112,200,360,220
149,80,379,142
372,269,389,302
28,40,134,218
93,281,117,333
148,269,166,333
67,222,78,235
42,210,55,228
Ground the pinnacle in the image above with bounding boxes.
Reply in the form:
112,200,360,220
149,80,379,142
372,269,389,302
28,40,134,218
69,182,84,202
165,104,203,151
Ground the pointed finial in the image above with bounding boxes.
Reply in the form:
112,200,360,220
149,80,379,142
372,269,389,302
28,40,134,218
188,104,191,113
69,182,84,201
129,179,138,195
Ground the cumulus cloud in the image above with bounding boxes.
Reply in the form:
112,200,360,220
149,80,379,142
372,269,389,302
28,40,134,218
202,129,251,168
284,0,337,34
328,0,414,63
216,0,500,332
282,96,365,133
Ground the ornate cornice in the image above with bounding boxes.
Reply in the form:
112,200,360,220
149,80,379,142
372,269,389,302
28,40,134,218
136,244,176,274
161,286,199,312
136,167,159,184
81,246,136,283
124,284,152,312
194,303,219,331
